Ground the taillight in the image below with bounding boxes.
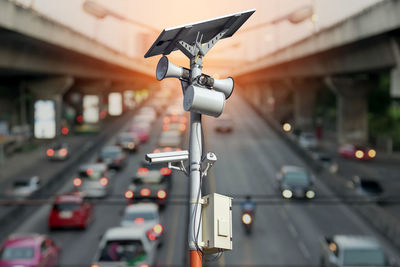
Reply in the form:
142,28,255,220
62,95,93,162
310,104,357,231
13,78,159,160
125,190,134,199
73,178,82,187
157,190,167,200
180,117,187,124
140,265,149,267
160,167,171,176
140,188,150,197
153,148,161,153
99,177,108,186
76,115,83,123
179,123,186,132
146,229,156,241
162,124,169,131
134,217,145,225
58,148,68,157
164,147,172,152
87,168,93,175
137,168,149,175
46,149,54,157
163,117,170,124
91,264,99,267
153,224,163,234
61,127,69,135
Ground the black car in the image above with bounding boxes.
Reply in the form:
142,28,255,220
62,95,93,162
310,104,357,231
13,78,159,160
98,146,127,170
277,166,315,199
125,169,169,208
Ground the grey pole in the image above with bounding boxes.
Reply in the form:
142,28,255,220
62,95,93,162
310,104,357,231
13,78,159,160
188,56,203,251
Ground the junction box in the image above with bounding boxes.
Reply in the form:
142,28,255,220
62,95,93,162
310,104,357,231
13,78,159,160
201,193,232,254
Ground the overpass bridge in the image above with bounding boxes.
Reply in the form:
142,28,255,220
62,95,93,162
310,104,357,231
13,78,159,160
236,0,400,146
0,0,156,140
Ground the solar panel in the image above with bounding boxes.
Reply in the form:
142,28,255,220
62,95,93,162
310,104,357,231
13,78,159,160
144,9,255,58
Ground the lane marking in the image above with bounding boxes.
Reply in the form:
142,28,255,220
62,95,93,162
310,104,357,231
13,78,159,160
298,241,311,260
287,223,298,238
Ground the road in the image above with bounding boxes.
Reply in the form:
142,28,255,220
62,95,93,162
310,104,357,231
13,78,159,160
203,94,400,266
1,94,399,267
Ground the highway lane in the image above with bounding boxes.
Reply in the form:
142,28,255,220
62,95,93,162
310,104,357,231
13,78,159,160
3,103,189,267
204,94,400,266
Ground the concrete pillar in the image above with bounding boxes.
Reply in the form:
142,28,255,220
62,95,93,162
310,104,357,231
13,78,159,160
325,77,374,145
269,80,293,123
390,38,400,98
292,79,321,131
26,76,74,138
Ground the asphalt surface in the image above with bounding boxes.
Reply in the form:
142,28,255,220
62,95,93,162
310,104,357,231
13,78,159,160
1,94,400,267
203,94,400,266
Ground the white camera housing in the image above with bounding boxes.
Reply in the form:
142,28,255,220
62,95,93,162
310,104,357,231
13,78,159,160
145,150,189,164
183,85,225,118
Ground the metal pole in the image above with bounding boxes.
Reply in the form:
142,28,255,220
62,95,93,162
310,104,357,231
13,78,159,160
189,57,203,267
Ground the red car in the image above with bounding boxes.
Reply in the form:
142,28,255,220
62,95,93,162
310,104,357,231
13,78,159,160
0,233,60,267
338,144,376,160
48,193,94,229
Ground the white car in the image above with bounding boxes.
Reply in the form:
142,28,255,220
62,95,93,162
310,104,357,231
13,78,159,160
298,132,318,149
92,227,156,267
158,130,181,147
121,203,164,246
7,176,40,198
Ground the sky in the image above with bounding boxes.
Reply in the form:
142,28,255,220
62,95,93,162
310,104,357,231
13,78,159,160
14,0,383,70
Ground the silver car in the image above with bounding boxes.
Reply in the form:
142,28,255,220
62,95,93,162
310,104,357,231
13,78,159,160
73,163,111,198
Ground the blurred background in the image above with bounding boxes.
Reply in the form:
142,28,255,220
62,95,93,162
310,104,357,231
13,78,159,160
0,0,400,266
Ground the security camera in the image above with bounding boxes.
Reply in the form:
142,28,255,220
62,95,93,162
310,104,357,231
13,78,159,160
145,150,189,164
183,85,226,117
197,74,234,99
156,56,190,81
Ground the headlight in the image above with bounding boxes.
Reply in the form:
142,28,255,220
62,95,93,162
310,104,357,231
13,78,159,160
128,142,135,149
282,189,293,199
242,213,252,225
306,190,315,199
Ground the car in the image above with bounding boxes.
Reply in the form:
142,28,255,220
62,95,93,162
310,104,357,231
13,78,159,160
162,122,186,134
132,114,155,125
320,235,394,266
215,114,234,133
276,166,315,199
312,152,339,173
48,193,94,230
166,105,185,116
91,227,156,267
98,146,127,170
348,176,387,204
298,132,318,149
163,115,187,124
130,123,151,143
140,160,172,187
73,163,111,198
0,233,60,267
46,143,69,160
117,132,140,152
6,176,40,198
121,203,164,246
158,130,181,148
152,147,182,153
338,144,377,160
125,168,169,208
138,106,157,119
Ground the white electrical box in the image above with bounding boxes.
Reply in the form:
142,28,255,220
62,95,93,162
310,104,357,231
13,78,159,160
201,193,232,254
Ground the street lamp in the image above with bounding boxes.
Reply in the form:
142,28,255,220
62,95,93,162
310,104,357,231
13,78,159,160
82,0,159,34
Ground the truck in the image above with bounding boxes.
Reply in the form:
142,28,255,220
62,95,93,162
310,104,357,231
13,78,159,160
320,235,394,267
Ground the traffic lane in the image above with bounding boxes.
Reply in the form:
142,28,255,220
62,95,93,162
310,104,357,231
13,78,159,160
8,109,188,266
332,155,400,221
205,94,400,265
204,97,310,265
0,116,126,193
